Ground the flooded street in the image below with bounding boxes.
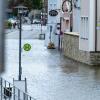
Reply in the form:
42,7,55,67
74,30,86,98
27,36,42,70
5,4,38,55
2,26,100,100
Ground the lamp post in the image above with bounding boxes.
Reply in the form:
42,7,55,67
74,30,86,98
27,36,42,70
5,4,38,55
18,10,22,81
14,5,28,81
41,5,45,34
41,12,43,34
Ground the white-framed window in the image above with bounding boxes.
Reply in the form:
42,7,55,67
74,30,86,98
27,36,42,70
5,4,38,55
81,16,89,40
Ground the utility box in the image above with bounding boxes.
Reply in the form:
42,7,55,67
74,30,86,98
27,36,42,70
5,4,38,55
0,0,5,73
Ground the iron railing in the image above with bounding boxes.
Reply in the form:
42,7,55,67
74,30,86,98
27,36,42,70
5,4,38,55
0,77,36,100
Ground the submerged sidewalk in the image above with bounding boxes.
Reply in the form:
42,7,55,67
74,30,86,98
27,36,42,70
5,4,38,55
1,38,100,100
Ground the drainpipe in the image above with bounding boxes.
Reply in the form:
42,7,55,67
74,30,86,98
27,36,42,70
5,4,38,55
95,0,97,52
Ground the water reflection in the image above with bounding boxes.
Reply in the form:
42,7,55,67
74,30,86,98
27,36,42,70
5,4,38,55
91,66,100,81
61,63,79,74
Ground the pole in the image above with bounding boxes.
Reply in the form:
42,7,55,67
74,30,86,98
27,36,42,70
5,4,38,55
41,11,43,35
19,13,22,81
50,26,52,43
58,17,62,50
41,17,42,34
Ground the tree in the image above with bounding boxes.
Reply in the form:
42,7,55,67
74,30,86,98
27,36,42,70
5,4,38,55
8,0,43,10
23,0,33,10
23,0,43,10
8,0,14,8
32,0,43,9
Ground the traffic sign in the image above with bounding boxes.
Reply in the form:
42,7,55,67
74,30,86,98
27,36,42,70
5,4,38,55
23,43,31,51
49,10,58,16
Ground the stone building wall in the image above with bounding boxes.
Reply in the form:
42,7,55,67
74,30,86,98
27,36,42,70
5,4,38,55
63,32,100,65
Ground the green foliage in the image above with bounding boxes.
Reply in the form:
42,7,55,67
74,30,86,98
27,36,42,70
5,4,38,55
13,9,18,16
8,0,16,8
8,0,43,10
32,0,43,9
23,0,43,10
5,21,12,29
23,0,33,10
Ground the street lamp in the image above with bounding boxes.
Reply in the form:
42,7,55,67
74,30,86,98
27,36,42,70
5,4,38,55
41,12,43,34
14,5,28,81
18,9,22,81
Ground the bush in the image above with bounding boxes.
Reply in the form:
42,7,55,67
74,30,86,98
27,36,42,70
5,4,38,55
5,21,12,29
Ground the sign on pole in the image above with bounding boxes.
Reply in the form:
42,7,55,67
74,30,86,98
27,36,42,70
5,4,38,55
23,43,31,51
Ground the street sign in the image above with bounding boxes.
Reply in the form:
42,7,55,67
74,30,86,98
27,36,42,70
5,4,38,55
23,43,31,51
49,10,58,16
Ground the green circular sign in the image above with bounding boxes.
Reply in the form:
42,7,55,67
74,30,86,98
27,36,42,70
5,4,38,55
23,43,31,51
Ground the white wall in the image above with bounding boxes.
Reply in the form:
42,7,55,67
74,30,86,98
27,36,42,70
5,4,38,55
79,0,96,51
97,0,100,51
45,0,61,47
79,0,90,51
88,0,96,51
73,0,81,33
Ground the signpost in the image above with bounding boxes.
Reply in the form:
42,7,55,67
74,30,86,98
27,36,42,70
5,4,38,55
50,25,52,43
14,5,28,81
13,6,29,98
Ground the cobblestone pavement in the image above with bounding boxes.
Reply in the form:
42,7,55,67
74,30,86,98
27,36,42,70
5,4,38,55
2,26,100,100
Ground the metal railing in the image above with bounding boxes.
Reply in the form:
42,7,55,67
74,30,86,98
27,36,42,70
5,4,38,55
0,77,36,100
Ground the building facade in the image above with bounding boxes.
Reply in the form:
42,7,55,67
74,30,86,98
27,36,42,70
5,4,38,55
61,0,71,33
63,0,100,65
45,0,61,48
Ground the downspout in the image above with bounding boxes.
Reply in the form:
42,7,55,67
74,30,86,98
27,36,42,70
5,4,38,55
95,0,97,52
